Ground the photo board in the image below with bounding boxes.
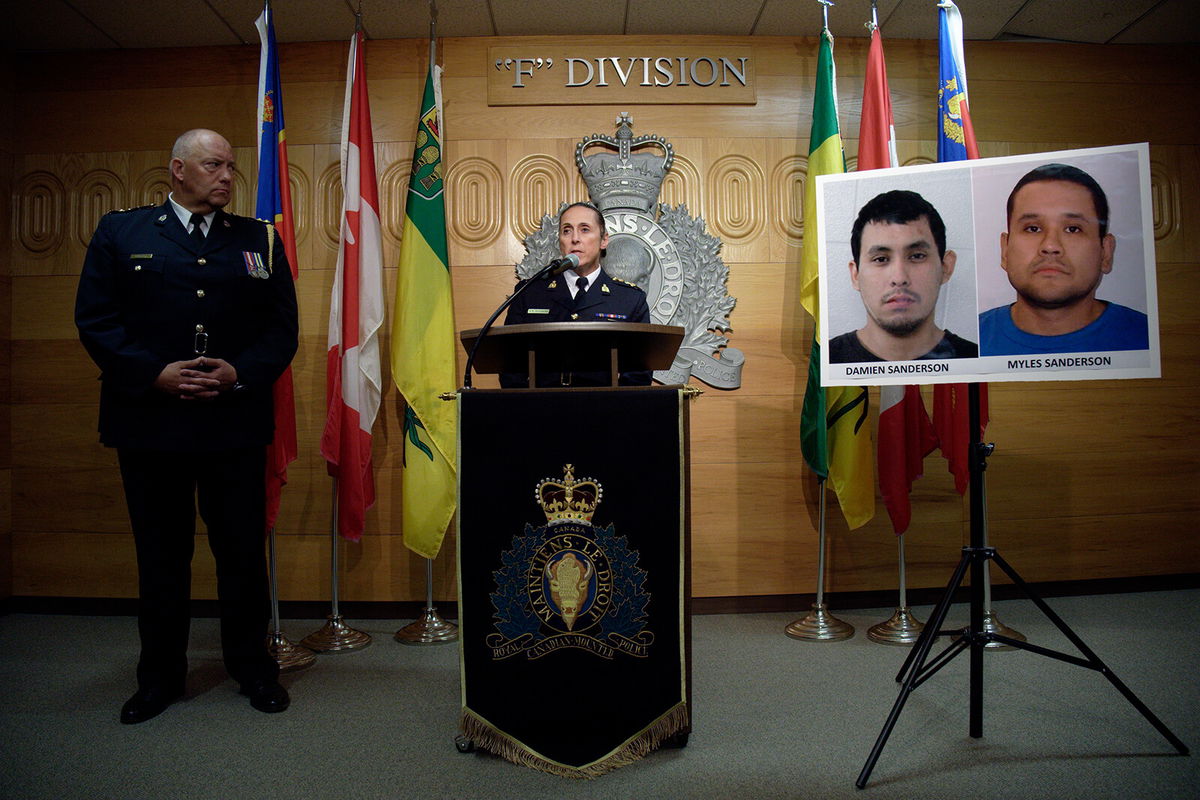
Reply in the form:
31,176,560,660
817,143,1158,386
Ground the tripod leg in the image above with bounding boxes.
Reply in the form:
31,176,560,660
857,673,919,789
990,552,1189,756
895,550,971,684
859,551,973,789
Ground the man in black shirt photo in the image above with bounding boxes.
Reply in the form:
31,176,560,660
829,189,977,363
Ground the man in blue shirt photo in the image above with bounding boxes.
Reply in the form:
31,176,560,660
979,163,1149,355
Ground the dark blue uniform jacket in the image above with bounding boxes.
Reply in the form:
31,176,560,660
75,202,299,451
500,268,651,388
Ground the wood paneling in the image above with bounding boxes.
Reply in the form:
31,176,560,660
6,35,1199,604
2,56,14,600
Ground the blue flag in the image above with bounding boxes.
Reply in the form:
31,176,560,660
937,0,979,162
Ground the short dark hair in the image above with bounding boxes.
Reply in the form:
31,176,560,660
850,190,947,263
559,201,607,238
1006,163,1109,239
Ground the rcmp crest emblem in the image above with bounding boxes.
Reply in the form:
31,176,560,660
516,113,744,388
487,465,654,661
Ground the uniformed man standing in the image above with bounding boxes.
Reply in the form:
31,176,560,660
75,129,299,724
501,202,651,387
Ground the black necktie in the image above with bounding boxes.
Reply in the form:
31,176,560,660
574,276,588,311
189,213,206,247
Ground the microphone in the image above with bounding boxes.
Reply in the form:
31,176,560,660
544,253,580,276
462,252,581,388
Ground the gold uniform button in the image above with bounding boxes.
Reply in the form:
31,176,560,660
196,290,206,298
195,324,205,333
133,265,142,271
197,257,207,266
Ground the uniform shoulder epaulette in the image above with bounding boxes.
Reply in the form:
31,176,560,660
610,277,640,289
107,204,155,215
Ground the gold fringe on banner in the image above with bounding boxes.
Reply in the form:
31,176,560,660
459,703,689,779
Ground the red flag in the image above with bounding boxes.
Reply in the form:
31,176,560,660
857,27,936,534
320,28,385,541
857,27,897,173
878,386,938,533
936,0,988,494
255,3,299,532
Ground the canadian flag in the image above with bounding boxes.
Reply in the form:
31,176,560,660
858,25,937,534
320,27,384,541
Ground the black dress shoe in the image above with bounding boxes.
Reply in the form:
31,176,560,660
240,679,290,713
120,686,183,725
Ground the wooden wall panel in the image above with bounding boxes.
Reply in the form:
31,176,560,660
1,55,13,600
6,35,1199,606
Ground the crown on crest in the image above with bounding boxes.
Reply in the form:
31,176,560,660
576,112,674,213
536,464,603,525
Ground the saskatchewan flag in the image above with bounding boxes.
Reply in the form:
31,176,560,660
392,60,457,558
798,28,874,529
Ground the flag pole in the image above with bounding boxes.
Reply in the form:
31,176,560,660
867,533,924,645
254,0,310,669
393,0,457,646
934,0,1020,648
977,468,1024,648
785,480,854,641
301,481,372,652
266,525,316,669
395,557,458,644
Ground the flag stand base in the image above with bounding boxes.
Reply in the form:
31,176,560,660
856,384,1188,788
395,606,458,645
867,607,924,646
301,615,371,653
267,632,316,671
784,603,854,641
977,610,1025,650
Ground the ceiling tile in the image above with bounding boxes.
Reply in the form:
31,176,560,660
365,0,498,40
71,0,246,48
6,0,122,51
1102,0,1200,44
627,0,761,36
1002,0,1162,44
881,0,1023,41
210,0,352,45
4,0,1194,53
755,0,903,39
488,0,626,37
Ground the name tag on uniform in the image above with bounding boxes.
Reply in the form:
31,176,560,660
130,253,154,259
527,308,550,315
242,251,270,279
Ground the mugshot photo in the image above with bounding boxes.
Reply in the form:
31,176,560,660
971,147,1152,357
816,143,1159,387
819,167,979,365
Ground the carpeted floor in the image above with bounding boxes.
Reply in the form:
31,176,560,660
1,589,1196,799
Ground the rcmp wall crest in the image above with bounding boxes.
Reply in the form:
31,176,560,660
517,113,744,388
487,465,654,661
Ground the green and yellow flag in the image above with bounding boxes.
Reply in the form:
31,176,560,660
799,28,875,529
392,59,457,558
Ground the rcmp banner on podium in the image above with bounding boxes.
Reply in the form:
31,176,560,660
457,388,689,777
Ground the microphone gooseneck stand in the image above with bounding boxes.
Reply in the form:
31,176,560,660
462,255,578,388
856,383,1188,789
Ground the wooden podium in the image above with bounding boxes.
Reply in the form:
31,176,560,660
461,321,684,387
456,322,692,776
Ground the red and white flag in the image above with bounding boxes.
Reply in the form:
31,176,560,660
857,25,938,534
320,27,384,541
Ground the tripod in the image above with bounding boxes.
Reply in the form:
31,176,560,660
856,383,1189,789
